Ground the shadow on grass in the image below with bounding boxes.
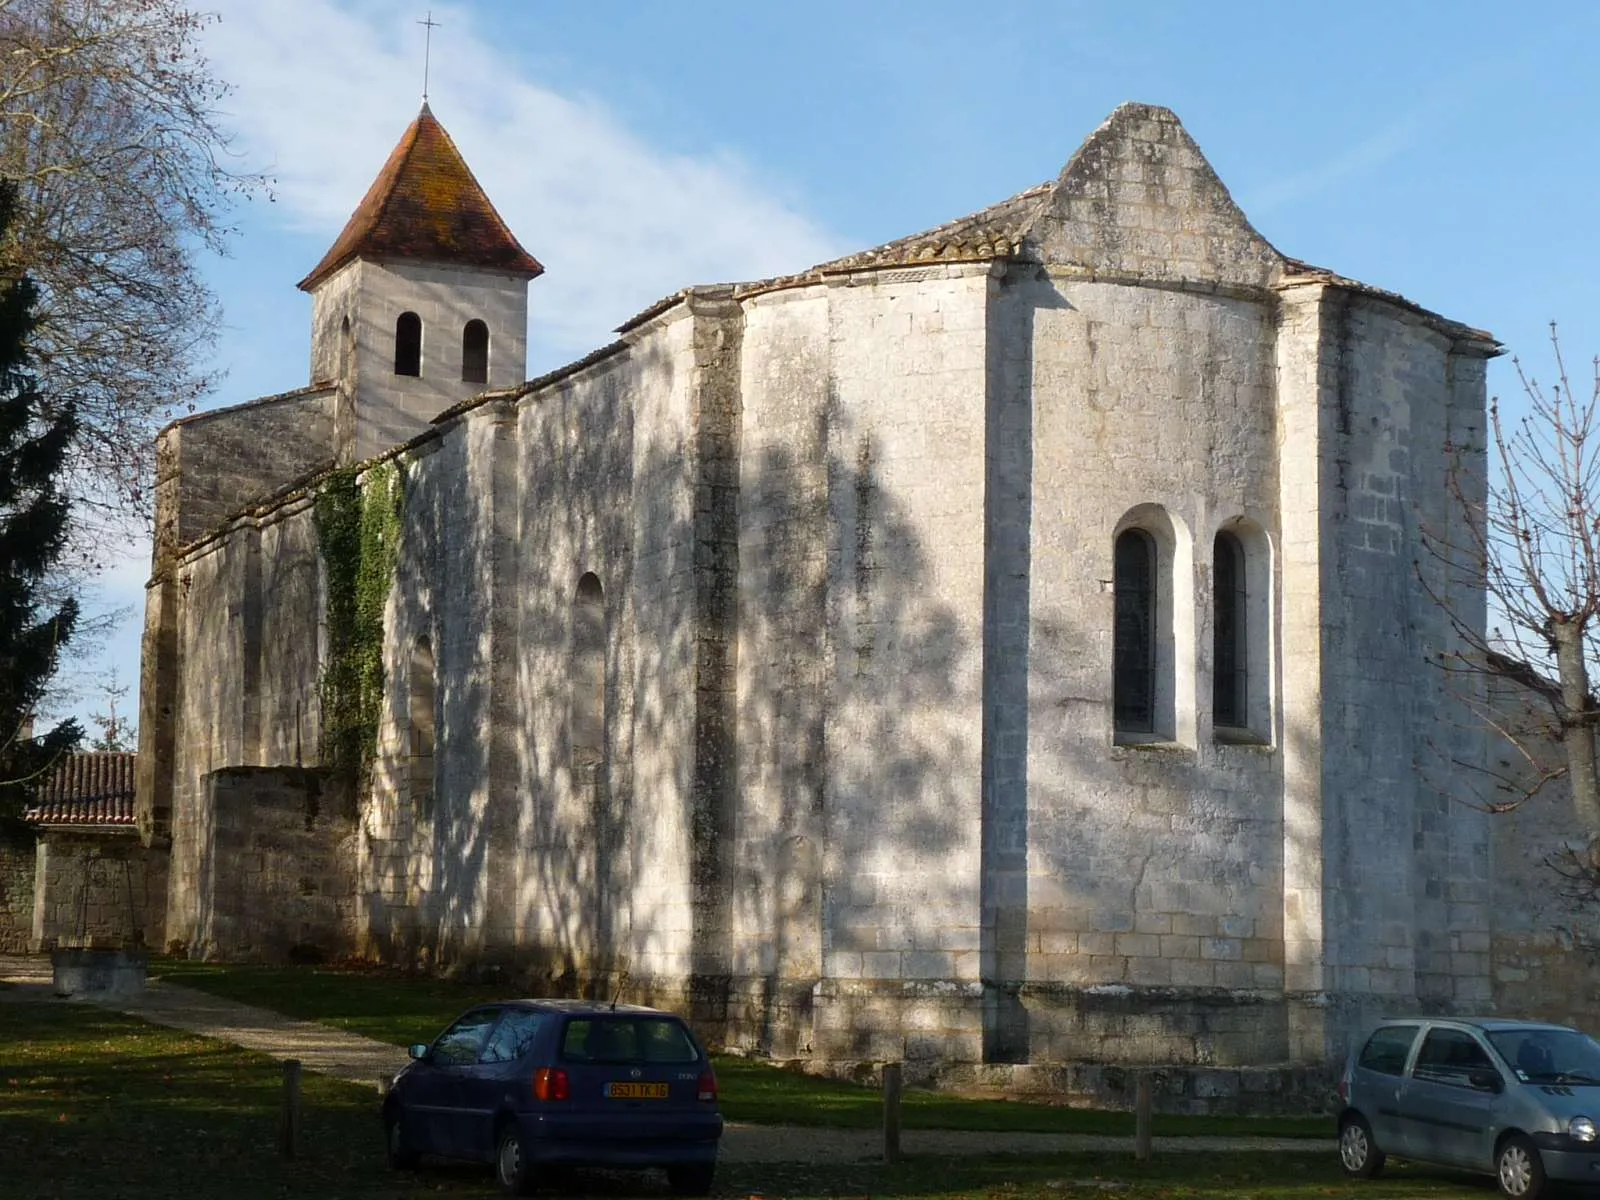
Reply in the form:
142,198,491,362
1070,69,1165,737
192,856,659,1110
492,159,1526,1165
4,1000,1496,1200
146,961,1334,1138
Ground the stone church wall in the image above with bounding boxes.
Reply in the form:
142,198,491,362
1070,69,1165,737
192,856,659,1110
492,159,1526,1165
171,767,355,960
1296,295,1492,1052
1483,704,1600,1027
1017,276,1286,1064
502,349,647,980
163,494,329,953
155,387,336,550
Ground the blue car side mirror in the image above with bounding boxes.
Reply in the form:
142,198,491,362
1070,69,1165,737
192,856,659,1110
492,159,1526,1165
408,1044,429,1061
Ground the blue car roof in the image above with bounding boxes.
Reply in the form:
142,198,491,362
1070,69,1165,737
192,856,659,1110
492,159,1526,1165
496,998,678,1016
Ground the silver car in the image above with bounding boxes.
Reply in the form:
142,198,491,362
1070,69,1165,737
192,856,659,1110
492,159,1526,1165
1338,1017,1600,1199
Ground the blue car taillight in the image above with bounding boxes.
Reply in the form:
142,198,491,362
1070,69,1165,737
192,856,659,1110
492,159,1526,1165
697,1069,717,1103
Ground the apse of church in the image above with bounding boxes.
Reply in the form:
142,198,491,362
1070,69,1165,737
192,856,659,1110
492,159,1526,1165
135,101,1567,1106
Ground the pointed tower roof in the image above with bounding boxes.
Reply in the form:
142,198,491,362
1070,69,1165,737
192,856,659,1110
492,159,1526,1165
298,102,544,291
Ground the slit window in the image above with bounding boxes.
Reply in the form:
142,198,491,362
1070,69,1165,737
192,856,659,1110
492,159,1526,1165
394,311,422,376
462,319,488,384
1113,529,1157,733
1214,531,1248,727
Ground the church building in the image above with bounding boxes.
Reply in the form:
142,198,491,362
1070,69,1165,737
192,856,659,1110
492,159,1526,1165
133,100,1571,1104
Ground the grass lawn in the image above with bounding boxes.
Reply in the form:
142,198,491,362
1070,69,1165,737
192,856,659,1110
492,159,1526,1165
146,960,1334,1138
1,1000,1488,1200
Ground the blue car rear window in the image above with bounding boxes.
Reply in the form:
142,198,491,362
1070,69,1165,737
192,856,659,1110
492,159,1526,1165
481,1010,547,1063
561,1017,701,1065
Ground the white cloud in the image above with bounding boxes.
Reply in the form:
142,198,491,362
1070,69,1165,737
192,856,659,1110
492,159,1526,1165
203,0,843,362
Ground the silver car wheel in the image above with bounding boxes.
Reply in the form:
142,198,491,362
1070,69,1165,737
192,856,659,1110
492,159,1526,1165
1499,1142,1533,1196
498,1133,521,1187
1339,1122,1370,1171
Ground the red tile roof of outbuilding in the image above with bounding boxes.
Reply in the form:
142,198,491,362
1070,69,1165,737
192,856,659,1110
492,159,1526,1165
25,752,137,827
297,102,543,291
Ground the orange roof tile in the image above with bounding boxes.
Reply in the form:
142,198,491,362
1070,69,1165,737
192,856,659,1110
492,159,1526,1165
298,102,543,291
25,752,138,827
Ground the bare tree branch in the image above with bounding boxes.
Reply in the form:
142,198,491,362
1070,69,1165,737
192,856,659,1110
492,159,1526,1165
0,0,264,556
1422,323,1600,890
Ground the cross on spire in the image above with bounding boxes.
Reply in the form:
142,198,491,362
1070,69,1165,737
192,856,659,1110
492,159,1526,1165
418,11,440,102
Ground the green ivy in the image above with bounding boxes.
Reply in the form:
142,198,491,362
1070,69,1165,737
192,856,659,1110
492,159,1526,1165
313,462,402,785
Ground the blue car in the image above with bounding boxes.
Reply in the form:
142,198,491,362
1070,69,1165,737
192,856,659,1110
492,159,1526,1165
382,999,724,1195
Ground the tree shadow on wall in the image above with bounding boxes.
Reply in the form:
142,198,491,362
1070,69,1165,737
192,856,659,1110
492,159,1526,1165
361,342,975,1059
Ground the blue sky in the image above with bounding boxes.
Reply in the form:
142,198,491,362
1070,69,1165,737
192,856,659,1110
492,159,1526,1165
64,0,1600,729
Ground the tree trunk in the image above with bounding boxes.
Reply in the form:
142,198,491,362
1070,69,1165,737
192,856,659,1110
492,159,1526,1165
1552,620,1600,835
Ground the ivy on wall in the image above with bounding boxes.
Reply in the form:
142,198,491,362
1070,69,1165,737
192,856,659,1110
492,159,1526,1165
313,462,402,785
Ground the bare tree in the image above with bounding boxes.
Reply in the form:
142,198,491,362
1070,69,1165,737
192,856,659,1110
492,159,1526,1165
86,664,131,751
0,0,261,546
1423,323,1600,879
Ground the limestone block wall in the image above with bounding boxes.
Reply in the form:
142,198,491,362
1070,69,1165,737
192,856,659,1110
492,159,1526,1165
1485,715,1600,1025
730,266,994,1058
732,285,831,1050
0,833,35,952
1302,294,1493,1044
31,833,168,950
616,312,707,986
180,767,355,960
404,416,497,962
253,507,326,767
153,387,336,552
363,449,441,962
1019,275,1284,1064
500,346,648,980
162,495,329,951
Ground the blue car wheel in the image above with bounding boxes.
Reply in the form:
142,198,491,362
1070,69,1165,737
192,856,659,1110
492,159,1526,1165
496,1123,535,1196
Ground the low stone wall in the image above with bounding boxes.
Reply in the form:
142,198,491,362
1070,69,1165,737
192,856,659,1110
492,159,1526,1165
178,766,358,961
0,831,36,953
33,832,168,951
432,959,1339,1115
787,1057,1338,1117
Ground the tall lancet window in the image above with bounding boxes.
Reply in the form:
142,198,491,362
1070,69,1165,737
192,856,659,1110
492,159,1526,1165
395,311,422,377
571,573,605,770
461,320,488,384
1213,531,1248,728
1113,529,1157,733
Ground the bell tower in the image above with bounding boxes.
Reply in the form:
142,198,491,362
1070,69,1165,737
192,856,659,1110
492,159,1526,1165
298,102,543,462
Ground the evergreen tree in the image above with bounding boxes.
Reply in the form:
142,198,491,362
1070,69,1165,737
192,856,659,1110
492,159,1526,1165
0,179,79,826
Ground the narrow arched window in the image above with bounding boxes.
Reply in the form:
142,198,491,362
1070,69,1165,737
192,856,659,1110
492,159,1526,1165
571,574,605,769
394,311,422,377
1113,529,1157,733
461,319,488,384
1214,531,1247,728
409,636,436,813
337,315,353,382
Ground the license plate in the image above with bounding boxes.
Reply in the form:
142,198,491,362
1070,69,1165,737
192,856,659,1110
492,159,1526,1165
605,1081,668,1099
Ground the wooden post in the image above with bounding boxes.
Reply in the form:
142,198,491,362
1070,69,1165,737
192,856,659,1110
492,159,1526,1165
278,1059,302,1160
1134,1072,1152,1161
882,1062,902,1163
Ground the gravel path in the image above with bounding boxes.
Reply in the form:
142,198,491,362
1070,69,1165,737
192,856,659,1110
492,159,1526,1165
2,955,1332,1162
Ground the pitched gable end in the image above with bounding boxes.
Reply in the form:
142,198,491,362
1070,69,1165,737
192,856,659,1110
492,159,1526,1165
1026,103,1283,289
